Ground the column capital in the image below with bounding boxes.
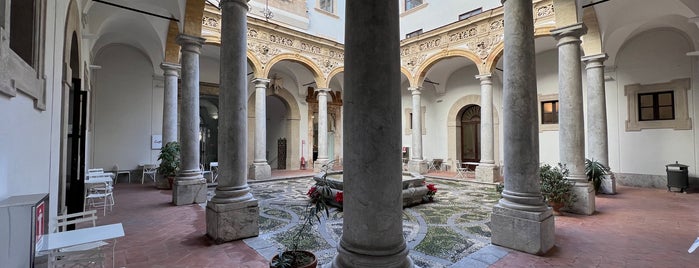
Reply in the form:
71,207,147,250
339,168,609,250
408,86,422,93
252,78,270,86
582,53,608,69
315,88,330,94
176,34,206,54
220,0,250,9
551,22,587,45
475,73,492,82
160,63,181,75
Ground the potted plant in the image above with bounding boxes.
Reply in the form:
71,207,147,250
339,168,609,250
540,163,577,215
157,141,180,189
270,162,338,268
585,158,610,194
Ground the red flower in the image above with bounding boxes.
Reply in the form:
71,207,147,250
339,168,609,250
426,184,437,193
335,191,343,203
307,186,317,196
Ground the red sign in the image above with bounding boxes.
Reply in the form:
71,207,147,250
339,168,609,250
35,201,45,246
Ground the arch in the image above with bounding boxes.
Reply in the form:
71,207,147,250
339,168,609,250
182,0,205,36
483,25,556,74
164,21,181,64
401,67,416,87
246,85,302,170
247,51,264,78
415,49,482,85
327,66,344,83
264,54,326,88
446,95,501,168
581,7,603,56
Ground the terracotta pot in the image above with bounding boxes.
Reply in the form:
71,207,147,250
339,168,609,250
549,202,564,216
270,250,317,268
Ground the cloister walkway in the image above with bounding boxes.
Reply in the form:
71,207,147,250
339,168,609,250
90,170,699,267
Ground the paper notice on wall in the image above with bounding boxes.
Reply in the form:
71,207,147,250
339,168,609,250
689,237,699,253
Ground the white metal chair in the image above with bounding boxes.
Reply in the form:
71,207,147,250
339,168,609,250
454,160,469,179
209,162,219,183
52,210,110,268
201,163,212,182
426,159,437,172
113,164,131,184
84,174,114,216
87,168,104,174
141,164,157,184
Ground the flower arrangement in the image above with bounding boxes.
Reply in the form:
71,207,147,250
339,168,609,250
422,181,438,202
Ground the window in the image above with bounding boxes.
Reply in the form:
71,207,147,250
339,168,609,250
406,29,422,39
459,8,482,21
638,91,674,121
625,78,691,131
404,107,426,135
319,0,333,13
541,100,559,124
10,0,36,66
405,0,423,11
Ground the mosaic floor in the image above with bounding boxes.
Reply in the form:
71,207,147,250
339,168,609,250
235,177,507,267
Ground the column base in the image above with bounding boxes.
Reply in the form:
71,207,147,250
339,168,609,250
206,199,259,244
248,162,271,180
330,242,413,268
172,177,207,206
490,204,555,255
600,173,616,194
475,164,500,183
567,181,596,215
314,159,330,172
407,160,427,174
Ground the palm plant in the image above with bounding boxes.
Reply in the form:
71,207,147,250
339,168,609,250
585,158,609,193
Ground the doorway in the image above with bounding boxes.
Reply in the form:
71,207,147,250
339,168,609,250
460,105,481,165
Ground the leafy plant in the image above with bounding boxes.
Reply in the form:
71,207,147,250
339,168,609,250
271,161,336,268
540,163,577,209
157,141,180,177
585,158,609,193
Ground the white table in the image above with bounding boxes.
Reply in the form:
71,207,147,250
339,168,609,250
37,223,124,268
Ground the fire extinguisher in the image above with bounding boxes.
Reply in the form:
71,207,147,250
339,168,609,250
300,140,307,170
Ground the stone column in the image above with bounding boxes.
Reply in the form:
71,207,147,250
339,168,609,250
172,34,207,206
552,23,595,215
160,63,180,145
314,88,330,171
583,53,615,194
331,0,412,267
206,0,259,243
407,87,427,174
475,74,499,182
249,78,271,180
490,0,554,255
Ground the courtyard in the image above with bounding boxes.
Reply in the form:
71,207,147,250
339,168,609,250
85,170,699,267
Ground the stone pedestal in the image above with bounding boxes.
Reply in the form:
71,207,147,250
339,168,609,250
408,160,427,174
568,181,596,215
313,159,330,172
172,177,207,205
248,163,271,180
475,164,500,183
491,205,554,255
600,173,616,194
206,199,259,244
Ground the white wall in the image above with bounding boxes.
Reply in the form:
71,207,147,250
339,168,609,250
306,0,346,43
608,29,696,176
535,48,562,165
92,44,158,171
399,0,501,38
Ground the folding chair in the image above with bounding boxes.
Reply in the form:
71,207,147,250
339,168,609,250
113,164,131,183
141,164,157,184
454,160,469,179
426,159,437,172
52,210,107,267
210,162,219,183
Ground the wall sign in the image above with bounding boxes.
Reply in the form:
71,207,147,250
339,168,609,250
152,135,162,150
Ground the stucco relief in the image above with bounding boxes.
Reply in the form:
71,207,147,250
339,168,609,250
536,3,555,18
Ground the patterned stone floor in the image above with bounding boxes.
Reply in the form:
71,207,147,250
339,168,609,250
238,177,507,267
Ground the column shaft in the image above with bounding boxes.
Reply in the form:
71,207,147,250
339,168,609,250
161,63,180,145
317,88,329,161
490,0,554,256
583,54,609,167
173,34,207,205
250,78,271,180
407,87,427,174
552,23,595,215
206,0,259,243
333,0,411,266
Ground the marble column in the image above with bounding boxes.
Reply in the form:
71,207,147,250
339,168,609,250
206,0,259,243
172,34,207,206
552,23,595,215
407,87,427,174
331,0,412,267
249,78,271,180
160,63,180,145
490,0,554,255
314,88,330,171
583,53,615,194
475,74,499,182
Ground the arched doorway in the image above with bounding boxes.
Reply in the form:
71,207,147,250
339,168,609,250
199,97,219,168
459,105,481,164
267,95,290,169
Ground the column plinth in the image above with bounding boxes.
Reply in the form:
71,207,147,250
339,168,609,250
207,0,259,243
552,23,595,215
173,34,206,206
332,0,412,266
407,87,427,174
490,0,554,255
475,74,499,182
249,78,271,180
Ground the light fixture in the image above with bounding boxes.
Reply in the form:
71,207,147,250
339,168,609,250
261,0,274,21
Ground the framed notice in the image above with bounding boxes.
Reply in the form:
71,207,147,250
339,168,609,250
151,135,162,150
